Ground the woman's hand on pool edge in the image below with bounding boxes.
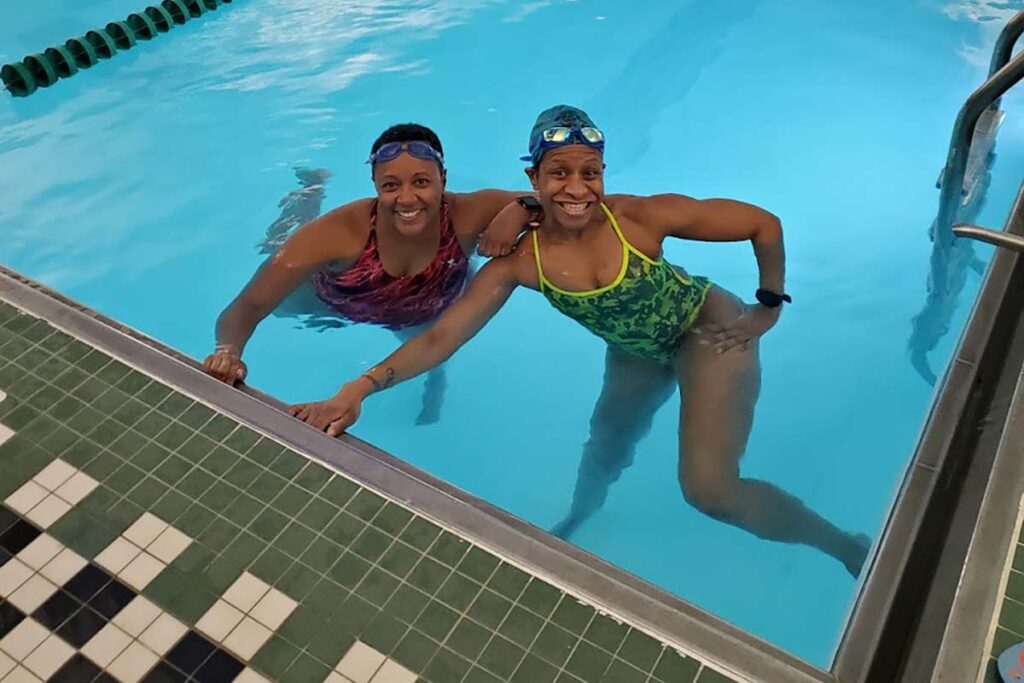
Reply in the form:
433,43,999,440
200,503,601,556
203,347,247,385
694,304,781,354
289,380,370,437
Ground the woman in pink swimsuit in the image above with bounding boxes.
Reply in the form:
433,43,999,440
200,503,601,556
204,124,528,424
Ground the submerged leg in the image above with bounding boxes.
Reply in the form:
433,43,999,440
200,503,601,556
677,290,870,576
395,327,448,426
551,348,675,540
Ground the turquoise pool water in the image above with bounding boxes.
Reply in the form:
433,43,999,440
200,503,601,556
3,0,1024,667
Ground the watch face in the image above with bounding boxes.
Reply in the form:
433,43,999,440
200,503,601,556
518,196,541,211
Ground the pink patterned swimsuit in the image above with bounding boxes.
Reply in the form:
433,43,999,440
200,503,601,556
312,198,469,330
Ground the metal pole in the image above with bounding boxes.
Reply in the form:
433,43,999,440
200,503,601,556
953,224,1024,253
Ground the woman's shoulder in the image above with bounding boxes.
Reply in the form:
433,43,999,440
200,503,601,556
283,197,374,260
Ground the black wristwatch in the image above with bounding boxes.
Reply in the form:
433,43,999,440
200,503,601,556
755,289,792,308
516,195,542,212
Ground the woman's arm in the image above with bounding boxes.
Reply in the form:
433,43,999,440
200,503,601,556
453,190,539,257
290,256,521,435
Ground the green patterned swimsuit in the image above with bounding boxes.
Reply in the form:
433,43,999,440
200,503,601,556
532,202,712,365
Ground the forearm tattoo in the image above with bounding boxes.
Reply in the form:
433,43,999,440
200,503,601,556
365,367,395,392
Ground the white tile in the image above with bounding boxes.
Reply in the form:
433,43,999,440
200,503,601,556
39,548,86,586
234,670,273,683
147,526,191,564
16,535,62,570
370,659,417,683
123,513,168,549
223,617,272,661
23,495,70,529
222,572,270,613
107,641,159,683
0,424,13,448
0,390,7,403
112,596,161,637
118,552,165,590
1,665,41,682
31,460,75,492
249,588,297,631
0,559,33,597
95,536,143,574
53,471,98,506
0,619,48,660
335,641,386,683
0,652,13,679
325,674,355,683
21,634,73,680
4,482,47,515
196,600,245,642
7,575,57,613
138,612,187,655
81,623,132,667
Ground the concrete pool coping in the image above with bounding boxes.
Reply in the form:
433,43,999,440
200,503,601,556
2,180,1021,681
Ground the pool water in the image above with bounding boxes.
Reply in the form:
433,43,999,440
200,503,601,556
3,0,1024,667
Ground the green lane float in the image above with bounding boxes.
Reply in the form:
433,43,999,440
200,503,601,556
2,0,235,98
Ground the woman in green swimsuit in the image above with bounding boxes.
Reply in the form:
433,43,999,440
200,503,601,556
291,105,870,577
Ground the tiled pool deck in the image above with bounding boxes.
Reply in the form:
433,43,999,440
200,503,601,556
0,299,739,683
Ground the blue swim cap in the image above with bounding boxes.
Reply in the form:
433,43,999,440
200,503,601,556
521,105,602,164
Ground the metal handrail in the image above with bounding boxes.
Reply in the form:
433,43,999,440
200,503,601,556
953,222,1024,253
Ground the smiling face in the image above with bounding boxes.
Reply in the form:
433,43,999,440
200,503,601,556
372,153,446,237
526,146,605,230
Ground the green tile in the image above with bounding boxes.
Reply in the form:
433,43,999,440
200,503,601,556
176,503,216,538
177,466,216,498
198,515,239,548
62,439,101,468
93,387,130,415
566,641,612,682
137,381,172,407
156,392,192,419
458,546,500,584
269,450,306,480
251,547,292,584
584,614,629,655
179,402,215,430
49,395,86,421
383,583,430,624
362,611,407,654
400,518,442,553
168,582,218,622
424,648,471,683
408,557,450,595
224,425,261,454
82,448,122,480
199,446,239,477
79,485,118,516
512,655,559,683
203,555,243,593
4,404,41,430
107,462,146,494
1001,598,1024,636
108,429,148,460
127,476,168,509
499,605,544,649
307,622,355,666
21,413,60,440
178,434,218,464
320,475,359,508
72,377,108,403
415,601,459,642
271,484,309,517
302,579,349,622
392,628,438,674
552,596,595,635
38,331,72,353
520,579,561,619
297,498,338,530
618,629,662,672
111,398,149,428
67,407,104,435
253,635,301,680
50,508,119,558
346,489,387,522
224,532,265,567
249,471,287,504
131,441,172,471
479,636,526,680
652,648,701,683
489,563,530,601
278,562,321,602
154,454,192,486
249,438,285,466
294,462,332,494
224,459,262,490
372,502,414,536
115,370,150,396
300,536,344,574
993,627,1020,655
222,492,264,528
379,541,420,580
468,588,513,631
325,512,365,547
96,360,131,385
39,426,78,456
697,668,737,683
199,482,240,515
172,543,215,576
280,651,330,683
333,594,380,636
53,367,88,392
201,414,236,442
155,423,192,451
330,551,372,589
437,572,481,613
356,568,401,608
351,526,392,563
533,623,579,668
429,532,470,568
603,659,647,683
34,358,71,382
466,667,504,683
447,618,490,661
272,523,315,560
1014,544,1024,573
1008,571,1024,603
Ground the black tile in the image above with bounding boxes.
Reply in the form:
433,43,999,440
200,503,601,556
94,674,119,683
141,661,188,682
0,505,18,533
88,578,135,618
0,519,41,554
33,589,79,630
0,601,25,638
166,631,216,674
51,653,104,683
65,565,112,602
57,607,107,648
0,547,10,568
193,647,244,683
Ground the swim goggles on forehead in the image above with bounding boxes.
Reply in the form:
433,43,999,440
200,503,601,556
523,126,605,161
367,141,445,168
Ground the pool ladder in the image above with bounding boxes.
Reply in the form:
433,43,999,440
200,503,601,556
0,0,235,98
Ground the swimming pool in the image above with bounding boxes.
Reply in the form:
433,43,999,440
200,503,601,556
2,0,1023,668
